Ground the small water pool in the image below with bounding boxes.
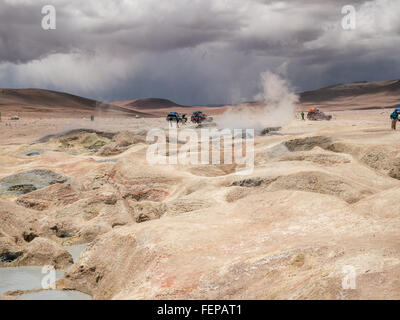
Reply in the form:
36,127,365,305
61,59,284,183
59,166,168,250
66,243,89,263
0,266,64,294
0,243,91,300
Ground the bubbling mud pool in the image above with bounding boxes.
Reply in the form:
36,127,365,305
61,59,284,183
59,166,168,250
0,244,91,300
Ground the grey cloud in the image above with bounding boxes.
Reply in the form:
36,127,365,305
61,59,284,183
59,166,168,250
0,0,399,105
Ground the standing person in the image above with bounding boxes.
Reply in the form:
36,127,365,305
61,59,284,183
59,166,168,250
181,114,187,124
301,111,305,121
390,110,399,130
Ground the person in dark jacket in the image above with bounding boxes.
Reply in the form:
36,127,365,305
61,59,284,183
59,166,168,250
390,110,399,130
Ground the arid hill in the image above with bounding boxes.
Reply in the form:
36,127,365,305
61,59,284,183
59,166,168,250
299,80,400,111
116,79,400,115
113,98,188,110
229,80,400,112
112,97,226,117
0,89,153,118
2,79,400,120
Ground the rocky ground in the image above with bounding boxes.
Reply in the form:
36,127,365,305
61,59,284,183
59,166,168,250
1,109,400,300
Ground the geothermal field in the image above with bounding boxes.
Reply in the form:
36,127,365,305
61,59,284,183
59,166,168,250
1,92,400,300
1,0,400,306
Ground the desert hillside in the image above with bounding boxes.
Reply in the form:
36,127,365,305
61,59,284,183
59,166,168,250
299,80,400,111
2,79,398,121
0,89,153,118
112,98,188,110
111,79,400,116
112,97,227,117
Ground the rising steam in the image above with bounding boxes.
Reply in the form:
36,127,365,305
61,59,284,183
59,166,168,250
216,71,299,133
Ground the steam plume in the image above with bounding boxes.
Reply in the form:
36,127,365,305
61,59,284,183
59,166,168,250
216,71,299,133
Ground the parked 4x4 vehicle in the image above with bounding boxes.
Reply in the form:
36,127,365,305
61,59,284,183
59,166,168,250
307,108,332,121
191,111,213,124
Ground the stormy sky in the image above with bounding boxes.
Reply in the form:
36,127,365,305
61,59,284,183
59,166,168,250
0,0,399,105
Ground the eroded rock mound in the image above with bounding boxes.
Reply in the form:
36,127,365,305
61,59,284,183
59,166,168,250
109,158,179,202
125,200,167,223
359,147,400,180
260,127,281,136
278,147,352,166
0,200,72,269
41,191,167,243
266,171,373,203
33,129,115,155
17,237,73,269
97,131,146,156
189,164,238,177
0,199,42,243
284,136,333,152
164,198,211,216
35,129,115,144
58,132,110,153
43,197,123,243
328,143,400,180
16,183,79,211
352,187,400,218
0,169,67,196
59,189,400,300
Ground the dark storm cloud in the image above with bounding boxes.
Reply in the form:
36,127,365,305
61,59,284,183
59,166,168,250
0,0,399,104
0,0,243,62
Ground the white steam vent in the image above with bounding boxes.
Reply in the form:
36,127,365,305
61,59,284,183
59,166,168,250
216,71,299,134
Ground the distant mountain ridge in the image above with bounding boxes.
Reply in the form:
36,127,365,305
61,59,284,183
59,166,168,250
124,98,188,109
1,79,400,117
299,80,400,104
0,88,153,117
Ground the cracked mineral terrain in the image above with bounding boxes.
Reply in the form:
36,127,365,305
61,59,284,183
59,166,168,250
1,109,400,300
